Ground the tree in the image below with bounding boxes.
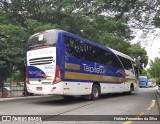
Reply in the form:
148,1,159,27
148,58,160,78
129,0,160,45
141,69,151,79
0,6,56,82
0,0,149,82
0,24,27,82
127,43,148,68
148,58,160,85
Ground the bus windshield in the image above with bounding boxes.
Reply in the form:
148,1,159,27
27,30,57,51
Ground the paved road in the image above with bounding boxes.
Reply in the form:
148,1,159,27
0,87,160,124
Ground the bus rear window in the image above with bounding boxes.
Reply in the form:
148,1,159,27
27,30,57,50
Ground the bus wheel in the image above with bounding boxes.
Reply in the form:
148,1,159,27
91,84,100,100
128,84,134,95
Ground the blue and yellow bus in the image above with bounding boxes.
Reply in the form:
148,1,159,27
26,29,138,100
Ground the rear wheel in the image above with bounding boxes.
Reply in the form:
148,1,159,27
128,84,134,95
91,84,100,100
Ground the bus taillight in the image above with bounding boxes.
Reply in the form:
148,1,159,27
53,66,61,84
26,68,30,84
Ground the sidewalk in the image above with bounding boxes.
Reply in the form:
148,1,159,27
156,87,160,114
0,94,51,102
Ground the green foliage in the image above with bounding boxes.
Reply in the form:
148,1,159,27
141,69,151,79
153,17,160,27
0,24,27,67
148,58,160,79
152,0,160,28
0,0,149,82
6,70,23,83
148,58,160,85
127,43,148,68
25,19,56,34
99,34,130,54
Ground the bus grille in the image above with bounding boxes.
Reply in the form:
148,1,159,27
29,57,54,65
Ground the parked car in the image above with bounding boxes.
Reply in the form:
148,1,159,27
148,81,153,87
148,79,156,87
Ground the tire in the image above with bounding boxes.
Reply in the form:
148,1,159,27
128,85,134,95
91,84,100,100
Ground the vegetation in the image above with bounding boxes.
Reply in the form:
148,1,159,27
147,58,160,85
1,0,159,83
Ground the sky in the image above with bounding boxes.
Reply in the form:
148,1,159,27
145,38,160,61
144,37,160,68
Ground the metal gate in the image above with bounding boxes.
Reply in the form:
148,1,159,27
0,82,24,98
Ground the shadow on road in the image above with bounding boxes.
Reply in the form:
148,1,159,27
100,92,138,99
32,96,89,106
31,92,138,106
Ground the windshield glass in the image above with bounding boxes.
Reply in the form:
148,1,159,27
27,30,57,51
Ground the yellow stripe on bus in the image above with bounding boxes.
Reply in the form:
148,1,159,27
64,71,136,83
65,63,80,70
29,78,52,81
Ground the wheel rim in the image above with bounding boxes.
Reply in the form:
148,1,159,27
93,87,99,98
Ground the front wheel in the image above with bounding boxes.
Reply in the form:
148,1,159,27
91,84,100,100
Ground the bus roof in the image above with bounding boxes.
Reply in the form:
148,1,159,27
31,29,134,61
139,76,147,78
108,48,134,61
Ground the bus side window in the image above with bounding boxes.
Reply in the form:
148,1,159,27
64,35,85,59
99,49,112,66
74,40,85,59
118,56,133,70
64,34,123,69
84,43,99,63
64,35,74,56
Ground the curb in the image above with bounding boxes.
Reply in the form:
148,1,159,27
156,89,160,115
0,95,52,102
157,89,160,94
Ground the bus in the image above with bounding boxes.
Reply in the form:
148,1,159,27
138,76,148,88
26,29,138,100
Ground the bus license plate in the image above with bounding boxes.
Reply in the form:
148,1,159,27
36,87,42,91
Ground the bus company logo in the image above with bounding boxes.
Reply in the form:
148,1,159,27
116,70,129,76
29,71,42,75
83,64,106,74
43,65,55,69
36,74,51,77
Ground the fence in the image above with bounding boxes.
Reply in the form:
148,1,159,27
0,82,35,98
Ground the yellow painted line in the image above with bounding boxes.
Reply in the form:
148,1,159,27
122,121,132,124
140,112,145,115
122,99,155,124
146,100,155,111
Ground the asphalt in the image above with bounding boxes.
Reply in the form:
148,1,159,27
0,87,160,114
